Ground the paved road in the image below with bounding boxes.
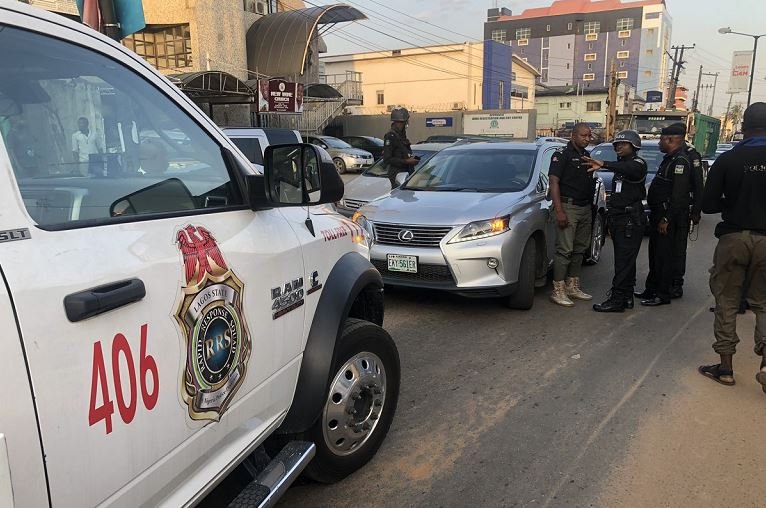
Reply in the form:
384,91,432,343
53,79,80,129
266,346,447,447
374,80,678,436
282,216,766,507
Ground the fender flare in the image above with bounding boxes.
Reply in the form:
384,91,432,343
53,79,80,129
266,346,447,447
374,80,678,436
277,251,383,434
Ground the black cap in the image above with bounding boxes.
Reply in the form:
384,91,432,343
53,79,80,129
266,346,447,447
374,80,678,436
661,123,686,136
742,102,766,130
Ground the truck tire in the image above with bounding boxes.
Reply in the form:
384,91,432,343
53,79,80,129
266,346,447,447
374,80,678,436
506,239,536,310
276,318,400,483
333,157,347,174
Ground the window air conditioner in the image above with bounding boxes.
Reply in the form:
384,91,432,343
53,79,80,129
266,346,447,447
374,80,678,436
618,30,631,38
517,39,529,46
256,1,266,14
585,33,598,41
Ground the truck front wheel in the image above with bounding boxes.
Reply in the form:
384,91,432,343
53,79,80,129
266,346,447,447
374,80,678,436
303,318,400,483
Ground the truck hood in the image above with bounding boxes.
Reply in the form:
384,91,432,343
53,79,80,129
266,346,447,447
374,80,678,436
360,189,529,226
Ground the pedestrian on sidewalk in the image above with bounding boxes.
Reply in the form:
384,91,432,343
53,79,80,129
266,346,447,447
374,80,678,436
635,124,692,306
548,123,595,307
699,102,766,389
584,130,647,313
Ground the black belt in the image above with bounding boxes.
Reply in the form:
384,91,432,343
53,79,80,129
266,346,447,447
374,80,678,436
561,197,591,207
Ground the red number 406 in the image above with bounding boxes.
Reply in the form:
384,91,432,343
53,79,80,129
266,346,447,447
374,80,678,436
89,324,159,434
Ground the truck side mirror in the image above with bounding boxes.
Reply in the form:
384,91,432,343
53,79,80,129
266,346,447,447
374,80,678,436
248,144,343,209
394,172,408,187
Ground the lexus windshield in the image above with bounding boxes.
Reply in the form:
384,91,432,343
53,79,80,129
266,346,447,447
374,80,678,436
404,149,536,192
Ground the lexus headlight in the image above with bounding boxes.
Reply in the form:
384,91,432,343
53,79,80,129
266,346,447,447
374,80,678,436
448,216,510,244
352,211,375,246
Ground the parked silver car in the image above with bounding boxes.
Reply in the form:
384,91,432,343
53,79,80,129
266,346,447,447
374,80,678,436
353,141,570,309
336,143,451,217
305,135,374,174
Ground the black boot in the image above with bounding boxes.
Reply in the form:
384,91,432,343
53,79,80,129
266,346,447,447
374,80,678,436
670,285,683,299
624,295,634,309
594,292,626,313
634,288,655,299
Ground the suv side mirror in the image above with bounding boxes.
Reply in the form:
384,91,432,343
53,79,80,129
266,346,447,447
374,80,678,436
248,144,343,209
394,172,409,187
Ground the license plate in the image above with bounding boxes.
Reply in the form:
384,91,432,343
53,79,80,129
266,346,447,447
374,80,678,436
387,254,418,273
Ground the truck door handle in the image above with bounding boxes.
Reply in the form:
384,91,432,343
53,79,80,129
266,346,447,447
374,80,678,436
64,278,146,322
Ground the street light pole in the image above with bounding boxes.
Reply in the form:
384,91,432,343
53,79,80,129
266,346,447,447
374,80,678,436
747,35,759,107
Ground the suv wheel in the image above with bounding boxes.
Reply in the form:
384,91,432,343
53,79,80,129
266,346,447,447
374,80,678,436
506,239,536,310
585,213,605,265
334,157,347,174
290,318,400,483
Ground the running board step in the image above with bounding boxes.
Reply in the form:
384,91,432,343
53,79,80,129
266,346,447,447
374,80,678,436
227,441,316,508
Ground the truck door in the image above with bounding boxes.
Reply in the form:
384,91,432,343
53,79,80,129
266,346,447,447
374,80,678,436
0,23,304,507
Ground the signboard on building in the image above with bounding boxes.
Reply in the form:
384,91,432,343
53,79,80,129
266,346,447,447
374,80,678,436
258,79,304,114
728,51,753,94
426,117,453,128
463,112,529,138
646,90,663,103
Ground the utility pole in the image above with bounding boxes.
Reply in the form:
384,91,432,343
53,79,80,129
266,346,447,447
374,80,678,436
667,44,695,110
703,71,720,116
606,60,618,140
692,65,703,112
723,92,734,141
98,0,121,40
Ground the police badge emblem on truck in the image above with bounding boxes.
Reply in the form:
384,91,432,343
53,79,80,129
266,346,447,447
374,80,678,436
173,225,252,421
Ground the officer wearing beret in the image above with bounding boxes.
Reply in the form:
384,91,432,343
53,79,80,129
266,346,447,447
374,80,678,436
668,125,705,299
635,123,692,306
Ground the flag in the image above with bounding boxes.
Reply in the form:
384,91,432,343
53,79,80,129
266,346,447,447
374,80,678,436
76,0,102,32
76,0,146,39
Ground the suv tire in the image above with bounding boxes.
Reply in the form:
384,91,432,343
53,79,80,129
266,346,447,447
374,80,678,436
585,212,605,265
274,318,400,483
506,239,536,310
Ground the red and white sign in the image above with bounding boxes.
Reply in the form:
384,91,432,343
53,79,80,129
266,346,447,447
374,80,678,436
258,79,305,114
728,50,753,94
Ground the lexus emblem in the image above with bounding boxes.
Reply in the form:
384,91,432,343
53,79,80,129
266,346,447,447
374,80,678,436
398,229,414,242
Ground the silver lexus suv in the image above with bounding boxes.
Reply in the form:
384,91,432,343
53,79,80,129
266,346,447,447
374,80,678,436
353,141,568,310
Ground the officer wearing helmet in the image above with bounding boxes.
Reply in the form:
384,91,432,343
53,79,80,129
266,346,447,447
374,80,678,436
584,130,648,312
383,107,419,189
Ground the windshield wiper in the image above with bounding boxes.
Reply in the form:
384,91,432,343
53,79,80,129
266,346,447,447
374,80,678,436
431,186,481,192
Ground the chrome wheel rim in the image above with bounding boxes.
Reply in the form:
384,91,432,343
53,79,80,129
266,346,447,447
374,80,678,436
591,216,604,262
334,158,345,173
322,352,387,456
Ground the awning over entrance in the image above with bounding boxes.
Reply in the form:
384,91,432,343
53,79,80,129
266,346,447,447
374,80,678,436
245,4,366,79
168,71,252,103
304,83,343,99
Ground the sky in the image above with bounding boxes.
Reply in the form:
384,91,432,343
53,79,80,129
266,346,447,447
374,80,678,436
318,0,766,116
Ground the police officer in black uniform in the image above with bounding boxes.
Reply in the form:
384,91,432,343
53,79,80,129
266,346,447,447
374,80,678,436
584,130,648,312
635,123,692,306
670,133,705,298
383,107,419,189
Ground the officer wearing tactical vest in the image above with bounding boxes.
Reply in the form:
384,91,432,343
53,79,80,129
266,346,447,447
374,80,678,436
669,134,705,298
383,107,419,189
635,123,692,306
548,123,595,306
583,130,648,312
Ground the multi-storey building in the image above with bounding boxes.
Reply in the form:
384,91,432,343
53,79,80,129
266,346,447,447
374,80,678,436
484,0,671,98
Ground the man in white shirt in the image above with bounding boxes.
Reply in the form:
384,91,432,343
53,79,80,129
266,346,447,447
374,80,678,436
72,117,103,175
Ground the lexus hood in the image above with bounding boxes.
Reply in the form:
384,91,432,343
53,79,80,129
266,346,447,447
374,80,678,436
360,189,530,226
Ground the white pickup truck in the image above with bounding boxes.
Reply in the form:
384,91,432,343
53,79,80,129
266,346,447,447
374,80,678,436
0,3,399,507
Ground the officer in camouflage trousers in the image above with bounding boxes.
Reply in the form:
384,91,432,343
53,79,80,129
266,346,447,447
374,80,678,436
584,130,648,312
383,107,419,189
